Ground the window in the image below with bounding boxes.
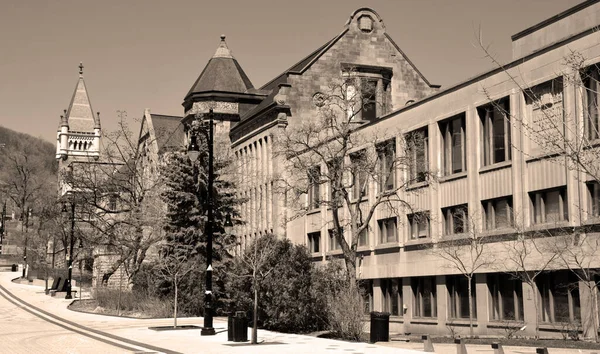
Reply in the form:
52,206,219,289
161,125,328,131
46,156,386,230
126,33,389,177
447,275,476,319
359,280,373,314
412,276,437,318
351,151,368,200
587,182,600,218
342,64,392,122
440,114,467,175
362,79,377,121
381,278,402,316
377,139,395,192
538,271,580,323
488,273,523,321
408,212,430,240
530,187,568,224
524,78,564,155
307,166,321,210
358,227,369,247
407,128,429,183
307,231,320,253
482,197,513,230
442,204,468,236
328,228,343,251
378,217,397,244
584,65,600,141
479,98,511,166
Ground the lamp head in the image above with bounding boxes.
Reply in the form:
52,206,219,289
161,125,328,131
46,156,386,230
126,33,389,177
187,135,200,162
224,214,233,235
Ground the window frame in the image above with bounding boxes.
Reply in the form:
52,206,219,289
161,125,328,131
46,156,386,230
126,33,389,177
537,271,581,323
408,212,430,240
447,275,477,320
381,278,402,316
407,127,429,183
587,182,600,218
583,64,600,141
530,187,568,224
307,231,321,253
442,204,469,236
307,165,321,211
488,273,524,322
482,196,513,230
412,276,437,318
440,113,467,176
328,228,343,251
377,217,398,244
376,139,396,193
479,98,512,166
350,150,368,201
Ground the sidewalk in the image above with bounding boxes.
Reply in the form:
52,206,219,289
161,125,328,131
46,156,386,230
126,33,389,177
0,271,421,354
1,270,598,354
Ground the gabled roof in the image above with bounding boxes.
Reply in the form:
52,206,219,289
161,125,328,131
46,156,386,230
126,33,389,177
65,62,100,132
151,114,185,154
185,35,254,100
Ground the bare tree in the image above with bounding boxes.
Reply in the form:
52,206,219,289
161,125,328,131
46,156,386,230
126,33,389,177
155,244,197,329
500,223,561,339
231,234,280,344
275,72,432,283
552,229,600,341
432,215,496,337
65,112,165,285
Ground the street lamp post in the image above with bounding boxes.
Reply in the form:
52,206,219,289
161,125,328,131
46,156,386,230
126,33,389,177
188,108,216,336
0,202,5,255
62,202,75,299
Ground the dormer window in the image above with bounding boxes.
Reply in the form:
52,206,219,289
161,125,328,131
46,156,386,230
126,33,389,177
342,63,393,122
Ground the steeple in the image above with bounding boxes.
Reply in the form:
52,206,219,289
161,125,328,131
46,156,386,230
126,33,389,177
56,63,101,161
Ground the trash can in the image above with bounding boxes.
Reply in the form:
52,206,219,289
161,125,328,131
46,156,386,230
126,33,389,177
233,311,248,342
227,313,234,341
11,264,16,272
369,311,390,343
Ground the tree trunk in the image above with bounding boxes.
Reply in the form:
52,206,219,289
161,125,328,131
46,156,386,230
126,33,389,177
174,278,178,329
468,277,474,338
252,285,258,344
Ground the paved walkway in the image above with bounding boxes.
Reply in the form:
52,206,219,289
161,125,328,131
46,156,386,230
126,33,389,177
1,271,598,354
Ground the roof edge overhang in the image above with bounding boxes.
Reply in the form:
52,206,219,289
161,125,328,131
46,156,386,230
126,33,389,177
183,90,268,110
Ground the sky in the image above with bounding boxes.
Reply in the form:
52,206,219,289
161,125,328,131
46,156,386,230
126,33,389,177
0,0,584,144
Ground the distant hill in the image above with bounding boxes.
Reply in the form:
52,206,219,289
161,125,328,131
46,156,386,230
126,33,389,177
0,125,57,174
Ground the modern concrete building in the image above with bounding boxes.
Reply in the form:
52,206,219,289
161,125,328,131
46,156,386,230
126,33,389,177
210,2,600,339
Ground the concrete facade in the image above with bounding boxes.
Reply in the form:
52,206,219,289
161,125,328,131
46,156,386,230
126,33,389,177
219,2,600,339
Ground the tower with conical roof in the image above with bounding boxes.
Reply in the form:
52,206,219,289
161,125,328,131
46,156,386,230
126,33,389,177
56,62,101,163
182,35,265,128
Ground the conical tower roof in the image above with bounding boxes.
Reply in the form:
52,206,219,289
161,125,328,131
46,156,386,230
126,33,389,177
184,35,254,100
65,62,100,132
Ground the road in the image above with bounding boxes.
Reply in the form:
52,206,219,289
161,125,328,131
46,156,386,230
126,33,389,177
0,286,135,354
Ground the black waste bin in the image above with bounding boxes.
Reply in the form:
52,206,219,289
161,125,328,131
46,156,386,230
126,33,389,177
233,311,248,342
11,264,16,272
227,313,234,341
369,311,390,343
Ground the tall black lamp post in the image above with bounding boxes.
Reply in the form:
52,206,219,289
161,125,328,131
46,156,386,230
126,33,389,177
62,201,75,299
188,108,216,336
0,202,5,255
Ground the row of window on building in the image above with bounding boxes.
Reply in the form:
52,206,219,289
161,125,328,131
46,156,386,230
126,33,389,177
307,182,599,252
360,271,587,324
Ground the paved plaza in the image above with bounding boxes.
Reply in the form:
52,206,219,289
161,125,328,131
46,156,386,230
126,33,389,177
0,270,598,354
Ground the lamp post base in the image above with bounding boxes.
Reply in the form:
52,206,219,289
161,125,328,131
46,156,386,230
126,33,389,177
65,294,73,300
200,327,216,336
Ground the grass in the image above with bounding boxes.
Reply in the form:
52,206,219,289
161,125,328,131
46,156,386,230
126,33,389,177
69,288,173,318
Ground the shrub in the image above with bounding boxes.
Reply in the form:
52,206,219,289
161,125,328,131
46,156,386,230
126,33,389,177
94,288,172,318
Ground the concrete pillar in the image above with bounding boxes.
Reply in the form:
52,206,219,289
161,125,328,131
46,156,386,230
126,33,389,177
373,278,383,312
579,280,599,339
436,275,448,330
521,279,538,337
402,277,413,329
465,105,480,232
475,273,489,335
510,89,527,227
428,122,441,240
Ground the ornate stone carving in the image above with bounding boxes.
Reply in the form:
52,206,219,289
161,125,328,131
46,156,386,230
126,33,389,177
312,92,326,107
